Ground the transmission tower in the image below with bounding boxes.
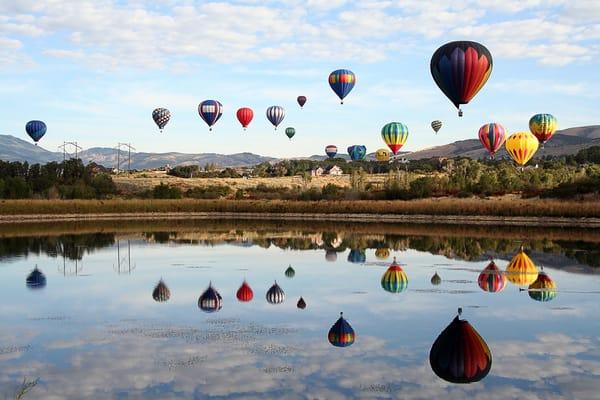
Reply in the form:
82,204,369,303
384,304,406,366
57,141,83,161
115,143,136,174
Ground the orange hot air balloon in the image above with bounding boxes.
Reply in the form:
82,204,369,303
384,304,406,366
236,280,254,302
505,246,538,286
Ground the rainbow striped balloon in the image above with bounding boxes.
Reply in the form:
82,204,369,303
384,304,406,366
477,261,506,293
381,258,408,293
529,113,557,145
328,69,356,104
505,131,539,167
381,122,409,155
478,123,506,157
328,312,355,347
528,271,557,302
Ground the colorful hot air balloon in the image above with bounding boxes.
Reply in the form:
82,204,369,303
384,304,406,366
431,272,442,286
325,145,338,159
506,246,538,286
297,297,307,309
198,100,223,131
266,106,285,130
297,96,307,108
478,261,506,293
328,312,355,347
431,120,443,134
152,279,171,302
325,250,338,262
478,123,506,158
266,281,285,304
236,107,254,130
528,270,557,302
26,266,46,289
381,257,408,293
347,249,366,264
25,120,47,145
375,148,390,162
285,265,295,278
505,131,539,167
236,280,254,302
430,310,492,384
152,108,171,132
375,248,390,260
198,283,223,313
285,127,295,140
381,122,409,155
529,114,557,146
430,41,493,117
347,145,367,161
328,69,356,104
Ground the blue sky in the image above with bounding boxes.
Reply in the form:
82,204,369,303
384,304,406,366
0,1,598,157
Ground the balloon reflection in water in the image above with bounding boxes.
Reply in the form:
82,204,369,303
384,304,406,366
328,312,355,347
431,272,442,286
478,260,507,293
236,280,254,302
375,248,390,260
266,281,285,304
152,279,171,302
528,270,557,302
198,283,223,313
297,297,306,309
381,257,408,293
430,309,492,384
347,249,366,264
26,266,46,289
505,246,538,286
284,265,295,278
325,250,338,262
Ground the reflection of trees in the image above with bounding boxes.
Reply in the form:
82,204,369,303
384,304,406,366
0,234,114,261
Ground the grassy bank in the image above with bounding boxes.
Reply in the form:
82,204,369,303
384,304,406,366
1,198,599,218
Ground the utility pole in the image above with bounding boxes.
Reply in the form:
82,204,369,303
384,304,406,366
116,143,136,174
57,141,83,161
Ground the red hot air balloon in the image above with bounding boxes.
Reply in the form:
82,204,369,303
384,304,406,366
236,107,253,130
297,96,307,108
328,312,355,347
478,260,507,293
478,123,506,158
430,309,492,384
236,280,254,302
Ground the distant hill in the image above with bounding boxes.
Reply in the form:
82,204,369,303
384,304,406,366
0,135,62,164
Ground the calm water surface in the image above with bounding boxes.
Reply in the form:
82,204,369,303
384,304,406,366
0,221,599,399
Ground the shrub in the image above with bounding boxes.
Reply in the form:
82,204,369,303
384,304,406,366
185,185,232,199
152,183,182,199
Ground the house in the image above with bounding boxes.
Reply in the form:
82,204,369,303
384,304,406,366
309,167,324,177
324,165,343,176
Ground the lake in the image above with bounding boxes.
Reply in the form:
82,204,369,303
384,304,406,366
1,220,599,399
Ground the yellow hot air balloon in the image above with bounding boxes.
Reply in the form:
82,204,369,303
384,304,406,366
528,269,557,302
505,131,539,167
505,246,538,286
375,248,390,260
375,148,390,162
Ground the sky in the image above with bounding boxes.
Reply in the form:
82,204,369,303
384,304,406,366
0,0,599,157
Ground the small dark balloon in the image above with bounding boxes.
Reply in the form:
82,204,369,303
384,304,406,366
297,297,306,309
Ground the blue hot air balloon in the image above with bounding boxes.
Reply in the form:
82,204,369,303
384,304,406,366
347,145,366,161
328,69,356,104
266,106,285,130
25,120,47,144
198,100,223,131
325,145,338,159
26,266,46,289
347,249,366,264
328,312,355,347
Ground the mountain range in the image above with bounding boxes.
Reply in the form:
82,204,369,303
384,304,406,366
1,125,598,169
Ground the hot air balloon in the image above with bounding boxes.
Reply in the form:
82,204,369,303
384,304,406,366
198,283,223,313
266,281,285,304
25,120,47,145
430,309,492,384
381,122,409,155
431,120,443,134
381,257,408,293
325,250,338,262
528,269,557,302
285,127,295,140
26,266,46,289
529,114,557,146
347,145,366,161
325,145,338,159
198,100,223,131
285,265,295,278
375,148,390,162
347,249,366,264
152,108,171,133
430,41,493,117
236,107,254,130
375,248,390,260
478,261,506,293
505,132,539,167
236,280,254,302
297,96,307,108
478,123,506,158
152,279,171,302
431,272,442,286
505,246,538,286
297,297,306,309
266,106,285,130
328,69,355,104
328,312,355,347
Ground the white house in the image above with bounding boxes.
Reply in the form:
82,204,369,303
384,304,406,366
309,167,324,177
324,165,343,176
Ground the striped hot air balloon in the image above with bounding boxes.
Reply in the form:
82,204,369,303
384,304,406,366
347,145,367,161
430,310,492,384
478,123,506,158
198,100,223,131
478,261,507,293
266,281,285,304
381,257,408,293
505,132,539,167
26,266,46,289
236,280,254,302
328,312,355,347
528,270,557,302
266,106,285,130
198,283,223,313
529,113,557,146
381,122,409,155
152,279,171,302
285,265,295,278
328,69,356,104
297,297,306,309
431,120,442,134
375,248,390,260
505,246,538,286
152,108,171,132
325,145,338,159
236,107,254,130
25,120,47,144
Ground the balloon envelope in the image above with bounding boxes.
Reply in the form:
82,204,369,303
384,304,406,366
528,271,557,302
478,261,506,293
266,106,285,129
529,114,557,145
375,248,390,260
198,100,223,130
297,96,307,108
431,272,442,286
381,122,409,155
505,132,539,167
236,280,254,302
431,120,442,133
375,148,390,162
152,108,171,131
25,120,47,143
285,127,295,140
325,250,338,262
297,297,307,309
285,265,295,278
478,123,506,157
266,281,285,304
347,145,367,161
26,267,46,289
328,313,355,347
236,107,254,129
347,249,366,264
152,279,171,302
506,246,538,286
381,258,408,293
198,283,223,312
325,145,338,159
328,69,355,104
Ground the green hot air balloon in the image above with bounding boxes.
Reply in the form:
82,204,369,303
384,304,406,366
285,127,295,140
285,265,295,278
